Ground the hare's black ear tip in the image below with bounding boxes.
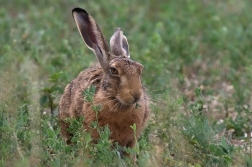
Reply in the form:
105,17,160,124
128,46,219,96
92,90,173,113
72,7,88,14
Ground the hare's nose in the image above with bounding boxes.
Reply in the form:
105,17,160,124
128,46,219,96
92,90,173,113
130,91,141,103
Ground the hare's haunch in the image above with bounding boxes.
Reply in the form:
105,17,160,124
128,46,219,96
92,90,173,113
59,7,150,151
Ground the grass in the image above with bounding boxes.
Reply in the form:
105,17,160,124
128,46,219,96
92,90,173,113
1,0,252,166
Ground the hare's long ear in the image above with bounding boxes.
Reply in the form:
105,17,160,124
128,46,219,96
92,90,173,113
72,8,110,71
110,28,130,58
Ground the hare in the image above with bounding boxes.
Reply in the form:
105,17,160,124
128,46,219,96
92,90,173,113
58,7,150,152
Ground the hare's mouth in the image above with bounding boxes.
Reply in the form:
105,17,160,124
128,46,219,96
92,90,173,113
116,96,138,106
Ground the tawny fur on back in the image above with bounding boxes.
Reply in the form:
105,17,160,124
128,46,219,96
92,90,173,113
58,7,150,149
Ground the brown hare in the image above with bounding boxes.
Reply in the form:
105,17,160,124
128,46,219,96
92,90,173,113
58,7,150,153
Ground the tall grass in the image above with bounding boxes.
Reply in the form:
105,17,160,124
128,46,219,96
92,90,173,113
1,0,252,166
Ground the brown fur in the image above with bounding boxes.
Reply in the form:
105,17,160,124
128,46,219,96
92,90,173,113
58,8,150,150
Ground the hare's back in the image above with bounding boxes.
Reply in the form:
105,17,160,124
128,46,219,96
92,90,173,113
59,64,103,118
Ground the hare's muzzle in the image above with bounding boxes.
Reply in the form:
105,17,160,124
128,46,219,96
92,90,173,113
129,91,141,103
116,88,143,106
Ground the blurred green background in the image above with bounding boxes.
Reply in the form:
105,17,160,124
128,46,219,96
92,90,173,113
1,0,252,166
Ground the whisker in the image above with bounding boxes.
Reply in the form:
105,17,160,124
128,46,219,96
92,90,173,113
83,98,116,114
100,98,116,106
100,101,120,121
109,101,120,113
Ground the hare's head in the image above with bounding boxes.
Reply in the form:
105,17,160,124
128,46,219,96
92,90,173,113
72,8,144,106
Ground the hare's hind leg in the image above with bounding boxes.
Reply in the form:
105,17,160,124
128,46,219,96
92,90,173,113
59,119,73,144
58,83,74,144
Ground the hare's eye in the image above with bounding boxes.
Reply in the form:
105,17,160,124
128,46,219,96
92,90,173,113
110,67,118,75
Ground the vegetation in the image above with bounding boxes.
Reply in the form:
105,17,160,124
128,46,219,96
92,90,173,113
1,0,252,166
